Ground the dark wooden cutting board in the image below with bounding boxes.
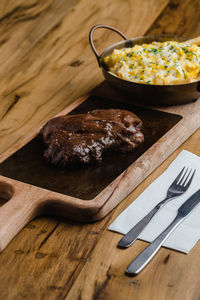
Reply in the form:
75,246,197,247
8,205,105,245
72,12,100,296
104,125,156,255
0,81,199,252
0,95,181,200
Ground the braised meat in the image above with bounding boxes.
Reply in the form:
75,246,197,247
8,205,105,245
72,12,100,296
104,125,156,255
41,109,144,167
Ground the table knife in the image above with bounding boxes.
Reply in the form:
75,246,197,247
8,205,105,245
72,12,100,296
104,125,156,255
126,189,200,275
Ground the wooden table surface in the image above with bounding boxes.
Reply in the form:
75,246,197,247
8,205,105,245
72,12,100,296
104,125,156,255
0,0,200,299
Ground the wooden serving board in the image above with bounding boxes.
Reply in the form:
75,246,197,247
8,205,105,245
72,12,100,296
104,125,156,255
0,81,199,252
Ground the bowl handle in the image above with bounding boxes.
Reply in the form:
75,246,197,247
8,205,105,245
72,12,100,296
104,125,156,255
89,24,128,67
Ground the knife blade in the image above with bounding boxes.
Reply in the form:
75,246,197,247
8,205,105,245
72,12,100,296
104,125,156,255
178,189,200,216
126,189,200,275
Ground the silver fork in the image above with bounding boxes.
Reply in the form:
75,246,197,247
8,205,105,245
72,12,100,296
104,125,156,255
118,167,196,248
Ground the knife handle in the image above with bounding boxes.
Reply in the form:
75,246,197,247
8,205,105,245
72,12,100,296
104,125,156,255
126,214,183,275
118,206,159,248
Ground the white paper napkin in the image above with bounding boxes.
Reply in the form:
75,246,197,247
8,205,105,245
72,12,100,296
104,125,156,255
109,150,200,253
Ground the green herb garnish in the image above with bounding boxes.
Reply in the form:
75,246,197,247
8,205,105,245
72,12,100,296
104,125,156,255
182,69,186,79
148,48,158,54
126,53,132,57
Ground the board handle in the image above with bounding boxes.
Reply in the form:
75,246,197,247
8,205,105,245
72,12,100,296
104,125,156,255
0,176,46,252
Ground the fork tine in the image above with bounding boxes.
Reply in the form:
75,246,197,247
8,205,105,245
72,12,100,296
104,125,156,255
172,166,185,185
181,168,192,186
179,167,189,185
184,169,196,188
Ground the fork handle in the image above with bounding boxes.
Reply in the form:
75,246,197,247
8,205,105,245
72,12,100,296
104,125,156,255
126,214,183,275
118,206,159,248
118,196,172,248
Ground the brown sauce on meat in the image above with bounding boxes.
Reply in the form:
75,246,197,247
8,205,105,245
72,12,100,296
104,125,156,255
41,109,144,167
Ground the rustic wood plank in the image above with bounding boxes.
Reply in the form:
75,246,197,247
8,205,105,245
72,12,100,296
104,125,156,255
0,0,168,155
65,0,200,299
146,0,200,37
0,215,114,299
0,0,170,299
66,130,200,300
0,86,199,253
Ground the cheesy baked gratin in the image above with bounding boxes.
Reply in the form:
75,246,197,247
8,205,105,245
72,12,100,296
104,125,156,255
104,41,200,85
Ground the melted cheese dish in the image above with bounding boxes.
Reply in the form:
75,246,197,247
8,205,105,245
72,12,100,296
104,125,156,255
104,41,200,85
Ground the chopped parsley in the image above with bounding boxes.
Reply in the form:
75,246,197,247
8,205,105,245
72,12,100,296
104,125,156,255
182,69,186,79
126,53,132,57
187,51,198,59
148,48,158,54
129,64,135,69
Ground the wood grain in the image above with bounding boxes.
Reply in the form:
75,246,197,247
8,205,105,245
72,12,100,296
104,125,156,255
67,131,200,300
146,0,200,37
0,0,200,299
1,86,199,252
66,1,200,299
0,0,168,155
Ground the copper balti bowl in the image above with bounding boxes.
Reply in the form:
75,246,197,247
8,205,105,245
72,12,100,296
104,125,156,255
89,24,200,106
